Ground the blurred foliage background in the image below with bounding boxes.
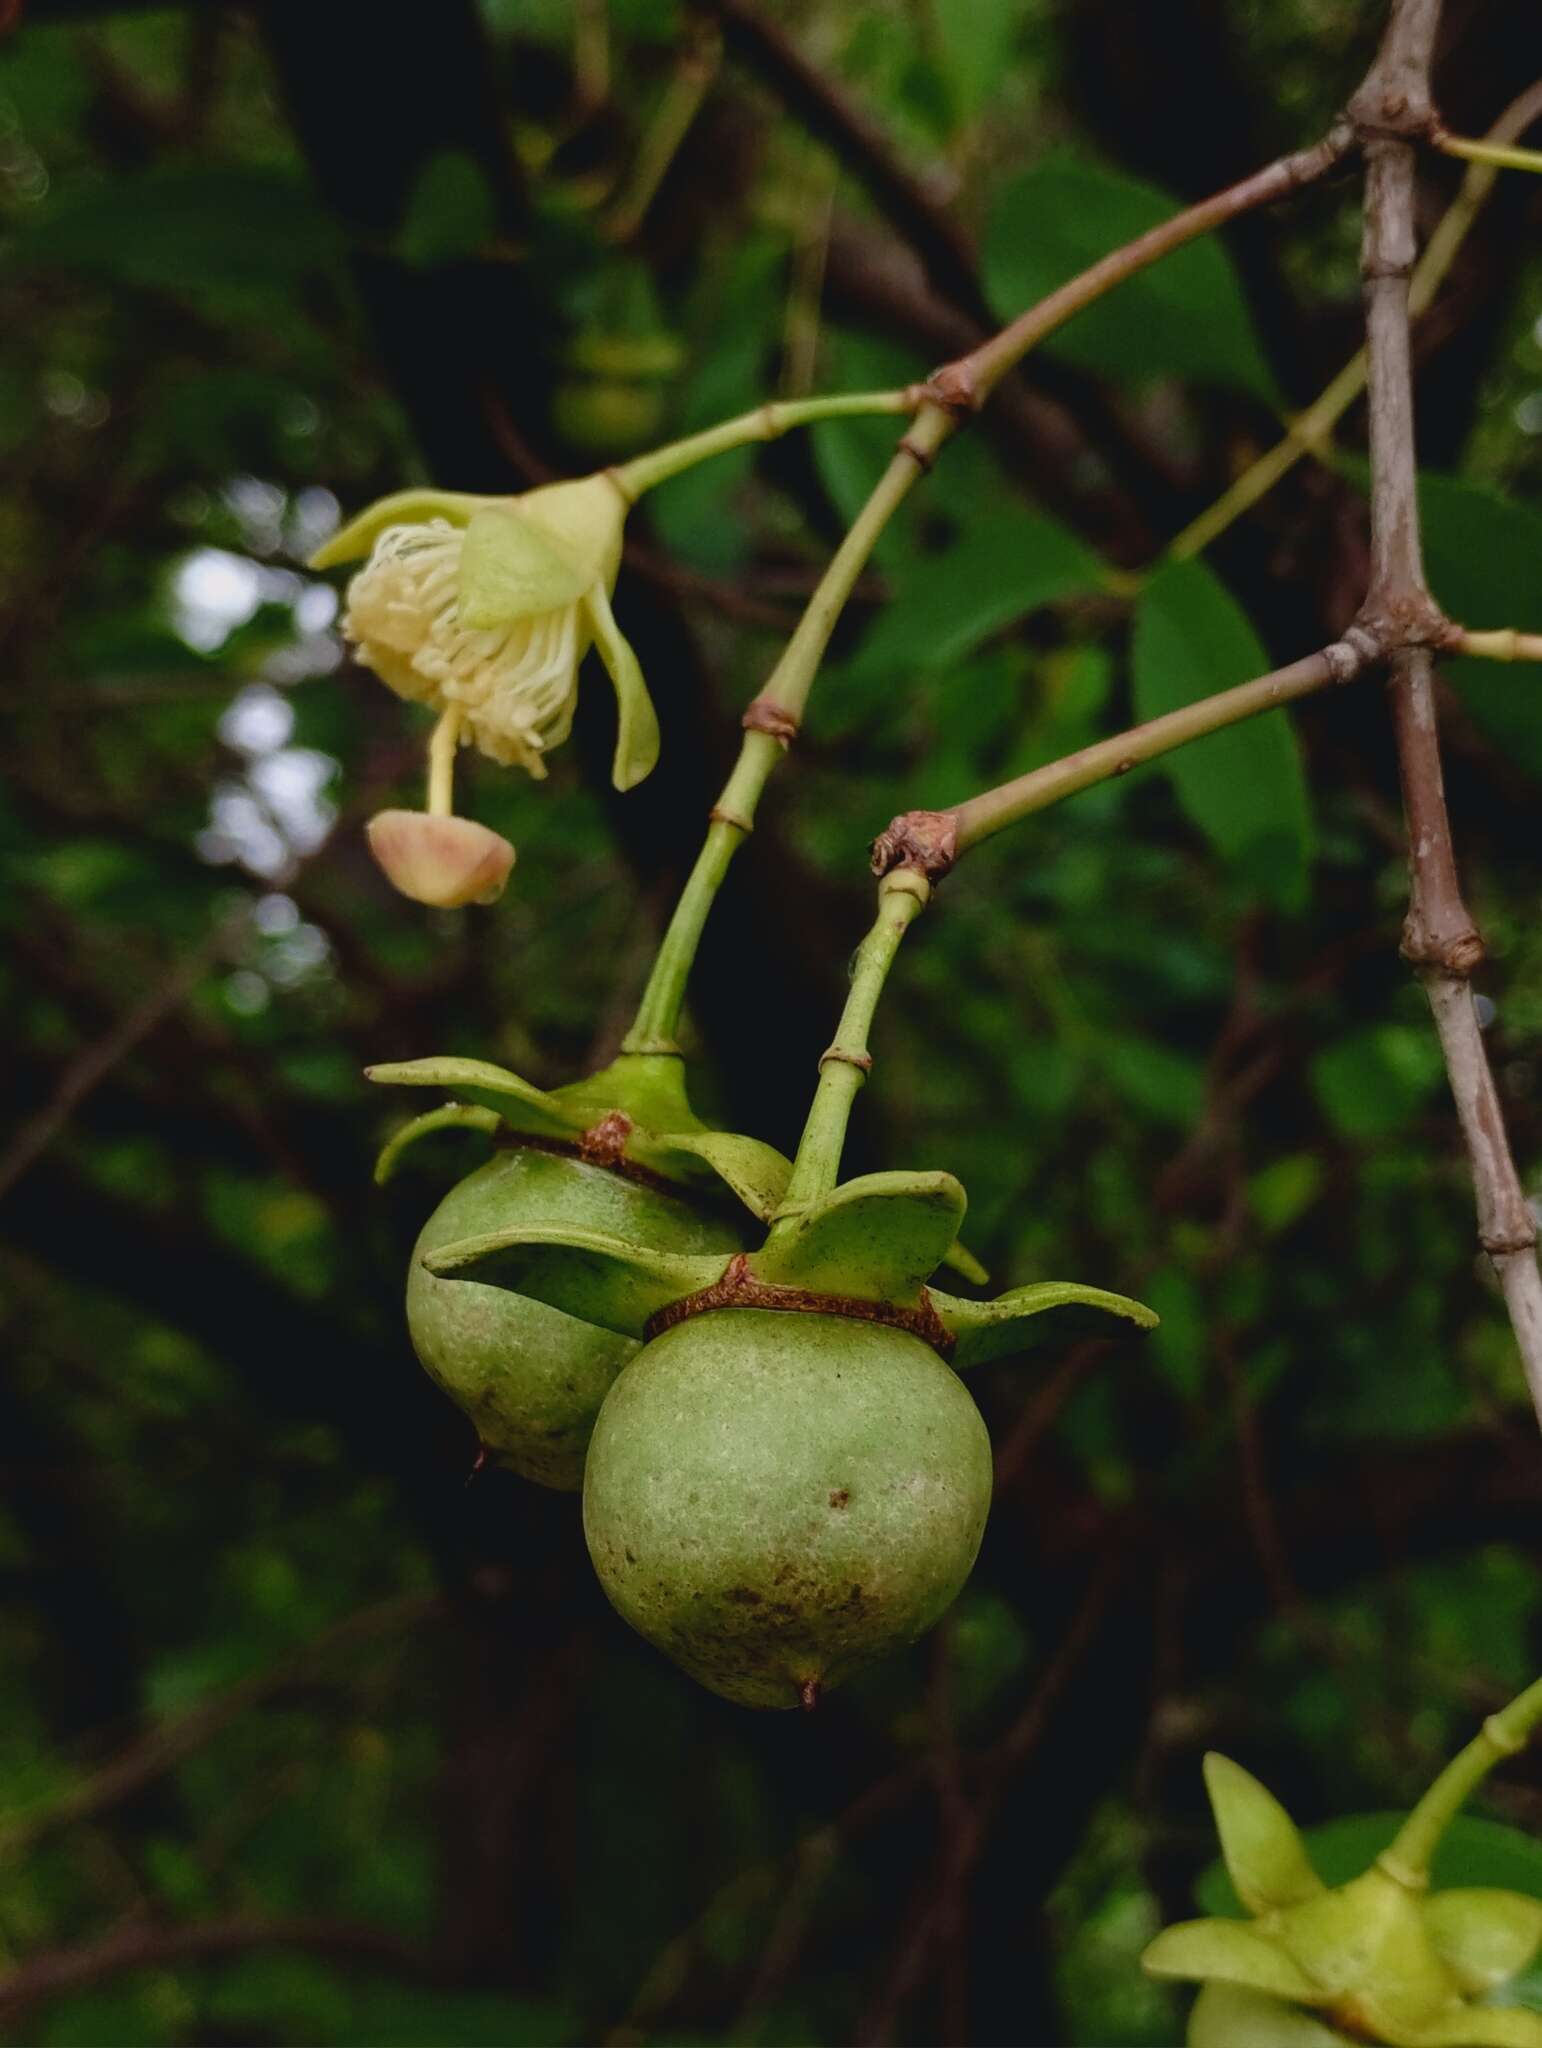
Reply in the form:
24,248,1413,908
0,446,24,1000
2,1,1542,2042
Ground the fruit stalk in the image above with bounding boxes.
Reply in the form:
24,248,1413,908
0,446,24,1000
772,872,929,1214
611,388,917,499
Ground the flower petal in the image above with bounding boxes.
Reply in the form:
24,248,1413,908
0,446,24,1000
586,580,660,790
1408,2008,1542,2048
1423,1890,1542,1996
1143,1919,1322,2003
1186,1984,1359,2047
1204,1753,1325,1914
310,488,486,569
458,507,593,629
365,810,514,907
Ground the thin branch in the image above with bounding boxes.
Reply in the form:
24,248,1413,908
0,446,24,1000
0,1592,442,1858
699,0,983,315
1356,0,1542,1424
0,1917,444,2028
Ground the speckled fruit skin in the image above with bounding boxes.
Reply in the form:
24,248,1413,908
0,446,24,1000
582,1308,993,1708
407,1147,744,1490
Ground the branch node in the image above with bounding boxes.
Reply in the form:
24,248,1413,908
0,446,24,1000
1352,589,1451,654
870,809,959,883
708,804,754,833
818,1044,873,1074
896,434,937,474
1403,921,1485,977
922,361,981,416
742,695,800,746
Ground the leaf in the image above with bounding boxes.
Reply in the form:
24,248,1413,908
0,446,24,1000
983,155,1277,399
1204,1753,1325,1915
751,1170,967,1303
851,507,1104,675
931,0,1020,125
423,1225,728,1338
1131,558,1313,910
933,1279,1157,1372
17,166,344,301
1141,1917,1320,2000
1416,473,1542,782
396,150,499,268
1311,1024,1444,1140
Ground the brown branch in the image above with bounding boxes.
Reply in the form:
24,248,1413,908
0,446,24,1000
698,0,983,316
0,1916,444,2028
0,1592,442,1859
1355,0,1542,1425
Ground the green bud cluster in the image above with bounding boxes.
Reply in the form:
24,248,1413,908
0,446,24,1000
1144,1745,1542,2046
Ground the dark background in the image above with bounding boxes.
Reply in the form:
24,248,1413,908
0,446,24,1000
2,2,1542,2042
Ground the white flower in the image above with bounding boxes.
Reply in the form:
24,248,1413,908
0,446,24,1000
313,476,658,792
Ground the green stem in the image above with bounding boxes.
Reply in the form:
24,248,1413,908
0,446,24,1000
1434,130,1542,175
613,389,917,500
1380,1674,1542,1884
775,875,929,1214
620,403,955,1054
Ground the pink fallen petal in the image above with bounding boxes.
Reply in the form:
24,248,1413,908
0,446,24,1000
366,810,515,908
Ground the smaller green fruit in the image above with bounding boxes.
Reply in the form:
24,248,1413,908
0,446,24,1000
582,1307,993,1708
409,1147,741,1489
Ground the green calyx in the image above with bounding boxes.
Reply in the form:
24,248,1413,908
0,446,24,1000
376,1055,991,1284
422,1161,1156,1360
1143,1741,1542,2048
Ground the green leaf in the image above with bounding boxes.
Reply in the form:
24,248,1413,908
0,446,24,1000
751,1170,967,1303
396,150,499,268
983,154,1277,399
1131,558,1313,910
1416,473,1542,782
17,166,344,301
851,507,1104,675
931,0,1021,126
1204,1753,1325,1915
933,1279,1157,1372
1310,1024,1443,1141
423,1225,728,1338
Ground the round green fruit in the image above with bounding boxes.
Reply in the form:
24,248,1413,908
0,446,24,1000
408,1146,744,1490
582,1307,992,1708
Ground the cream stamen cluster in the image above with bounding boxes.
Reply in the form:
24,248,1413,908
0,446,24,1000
343,520,581,778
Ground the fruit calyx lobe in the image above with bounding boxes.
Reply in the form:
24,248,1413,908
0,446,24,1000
644,1251,956,1356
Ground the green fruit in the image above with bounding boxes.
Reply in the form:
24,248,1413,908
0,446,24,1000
582,1307,992,1708
408,1146,743,1490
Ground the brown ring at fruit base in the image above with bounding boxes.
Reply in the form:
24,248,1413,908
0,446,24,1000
644,1252,957,1356
491,1129,743,1217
